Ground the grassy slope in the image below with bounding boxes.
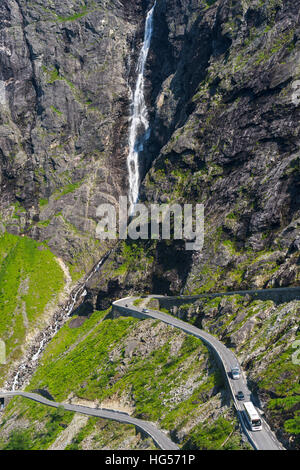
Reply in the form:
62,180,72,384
0,310,248,450
0,398,74,450
0,232,65,384
65,417,157,450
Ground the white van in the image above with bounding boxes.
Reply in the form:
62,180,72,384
244,402,262,431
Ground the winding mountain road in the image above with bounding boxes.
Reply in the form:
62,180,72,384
1,292,288,451
0,391,178,450
113,297,284,451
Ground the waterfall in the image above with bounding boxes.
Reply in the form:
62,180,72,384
127,1,156,214
5,4,158,392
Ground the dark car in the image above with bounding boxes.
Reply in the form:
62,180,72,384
237,390,245,401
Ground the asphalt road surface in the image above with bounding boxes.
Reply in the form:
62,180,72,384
0,391,179,450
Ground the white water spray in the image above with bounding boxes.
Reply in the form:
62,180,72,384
127,2,156,214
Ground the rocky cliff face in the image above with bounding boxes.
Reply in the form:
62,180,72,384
140,0,300,294
83,0,300,308
83,1,300,449
169,294,300,449
0,0,147,275
1,0,299,290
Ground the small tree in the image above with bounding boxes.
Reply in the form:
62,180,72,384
5,430,32,450
51,405,66,422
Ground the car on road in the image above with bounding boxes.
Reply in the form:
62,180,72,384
142,308,149,313
237,390,245,401
231,367,241,380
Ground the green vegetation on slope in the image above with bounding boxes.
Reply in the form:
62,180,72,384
184,416,240,450
176,294,300,445
262,346,300,439
65,417,157,450
26,311,137,400
25,313,219,421
0,309,246,449
114,241,154,276
0,398,74,450
0,232,65,384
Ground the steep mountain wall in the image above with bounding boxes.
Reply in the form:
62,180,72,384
141,0,300,294
0,0,147,275
1,0,299,291
86,0,300,303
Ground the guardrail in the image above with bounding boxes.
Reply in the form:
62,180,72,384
152,287,300,311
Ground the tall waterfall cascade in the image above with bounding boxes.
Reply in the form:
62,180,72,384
6,2,158,393
127,2,156,215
